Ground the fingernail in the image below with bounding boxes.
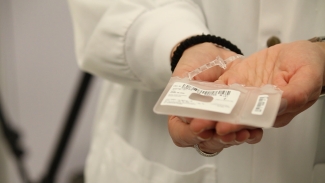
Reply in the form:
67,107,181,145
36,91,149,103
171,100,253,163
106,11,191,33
197,136,211,141
234,140,244,144
194,129,205,135
219,139,234,145
194,127,214,135
219,139,226,144
178,116,190,123
246,138,256,143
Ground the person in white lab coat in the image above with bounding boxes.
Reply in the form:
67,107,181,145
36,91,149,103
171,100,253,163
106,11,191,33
68,0,325,182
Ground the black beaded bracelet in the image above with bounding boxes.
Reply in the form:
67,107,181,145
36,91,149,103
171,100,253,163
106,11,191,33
171,34,243,72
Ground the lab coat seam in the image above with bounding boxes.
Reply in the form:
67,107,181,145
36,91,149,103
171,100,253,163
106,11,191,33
123,0,207,91
123,10,152,90
78,1,151,88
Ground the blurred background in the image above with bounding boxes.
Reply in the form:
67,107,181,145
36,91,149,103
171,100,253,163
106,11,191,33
0,0,101,182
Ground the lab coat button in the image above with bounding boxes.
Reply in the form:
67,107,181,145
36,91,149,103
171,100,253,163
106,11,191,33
267,36,281,47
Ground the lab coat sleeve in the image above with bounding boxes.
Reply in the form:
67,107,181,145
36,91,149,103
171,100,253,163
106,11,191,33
68,0,210,91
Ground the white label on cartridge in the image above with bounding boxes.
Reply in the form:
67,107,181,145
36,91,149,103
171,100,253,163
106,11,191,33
161,82,240,114
252,95,268,115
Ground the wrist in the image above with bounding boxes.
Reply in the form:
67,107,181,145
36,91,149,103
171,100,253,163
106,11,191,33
173,42,239,80
183,42,238,61
170,35,194,63
170,34,243,73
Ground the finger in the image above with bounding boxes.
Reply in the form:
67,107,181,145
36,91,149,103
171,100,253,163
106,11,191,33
215,122,254,136
168,116,197,147
234,129,250,143
274,99,317,127
279,67,322,114
198,134,226,153
189,118,216,134
219,130,250,145
168,116,215,147
177,116,193,124
199,129,258,154
190,119,216,142
219,132,236,144
246,128,263,144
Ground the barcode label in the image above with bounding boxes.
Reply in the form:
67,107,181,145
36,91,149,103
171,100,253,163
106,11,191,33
161,82,241,114
181,84,232,97
252,95,268,115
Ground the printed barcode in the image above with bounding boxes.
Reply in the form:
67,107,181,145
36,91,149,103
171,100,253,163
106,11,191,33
181,84,231,97
252,95,268,115
254,97,266,112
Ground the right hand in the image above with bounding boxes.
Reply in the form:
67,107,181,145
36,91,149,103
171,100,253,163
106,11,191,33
168,42,263,154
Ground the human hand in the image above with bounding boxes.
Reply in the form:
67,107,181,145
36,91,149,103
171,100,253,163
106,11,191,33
216,40,325,135
168,42,263,155
172,42,236,81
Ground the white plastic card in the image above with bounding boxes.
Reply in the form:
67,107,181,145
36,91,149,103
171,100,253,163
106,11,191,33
154,55,283,128
154,77,283,128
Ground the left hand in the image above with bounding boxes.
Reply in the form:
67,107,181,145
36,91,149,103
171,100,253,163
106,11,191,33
216,40,325,135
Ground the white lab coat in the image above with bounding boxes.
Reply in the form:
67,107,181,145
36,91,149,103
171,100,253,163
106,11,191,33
68,0,325,182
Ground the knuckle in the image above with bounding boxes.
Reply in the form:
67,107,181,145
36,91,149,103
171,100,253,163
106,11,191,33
172,139,185,147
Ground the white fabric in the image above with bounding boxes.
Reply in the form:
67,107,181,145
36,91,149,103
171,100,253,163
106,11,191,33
312,163,325,183
68,0,325,182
